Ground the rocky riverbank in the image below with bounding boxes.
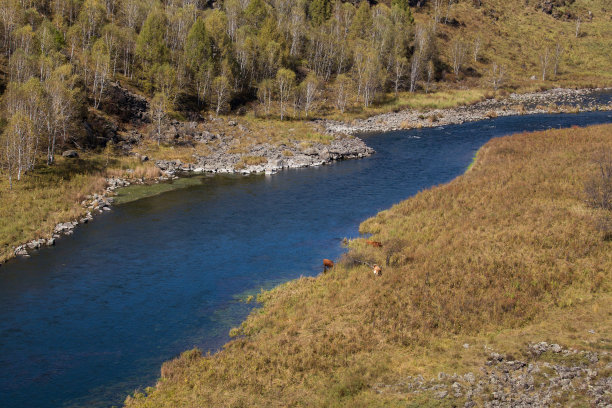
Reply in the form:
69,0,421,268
155,133,374,175
325,88,612,134
6,133,372,261
10,175,168,259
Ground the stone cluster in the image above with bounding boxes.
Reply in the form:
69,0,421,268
371,341,611,407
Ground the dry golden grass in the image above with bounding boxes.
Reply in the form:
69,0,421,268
125,124,612,407
0,155,108,262
424,0,612,89
0,152,165,263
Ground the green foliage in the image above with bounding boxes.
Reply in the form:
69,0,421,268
245,0,268,26
135,8,168,69
309,0,332,26
350,1,373,40
184,18,212,73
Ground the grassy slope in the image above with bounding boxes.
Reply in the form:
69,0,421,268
426,0,612,88
125,124,612,407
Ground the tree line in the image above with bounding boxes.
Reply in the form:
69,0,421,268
1,0,525,187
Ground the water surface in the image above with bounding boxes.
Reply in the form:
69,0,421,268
1,107,611,408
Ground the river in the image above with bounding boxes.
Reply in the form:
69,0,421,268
1,107,611,408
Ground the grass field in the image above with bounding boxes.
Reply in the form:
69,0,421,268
125,124,612,407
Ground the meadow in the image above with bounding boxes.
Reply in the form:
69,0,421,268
125,123,612,407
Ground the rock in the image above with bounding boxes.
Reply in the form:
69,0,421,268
62,150,79,158
434,390,448,399
14,246,28,256
100,82,149,124
46,238,55,246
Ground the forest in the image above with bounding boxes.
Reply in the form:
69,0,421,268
0,0,429,184
1,0,609,188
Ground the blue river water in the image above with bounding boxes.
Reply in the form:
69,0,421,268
1,105,611,407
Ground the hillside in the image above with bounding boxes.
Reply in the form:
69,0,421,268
124,123,612,407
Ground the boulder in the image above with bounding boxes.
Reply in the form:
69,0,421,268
62,150,79,158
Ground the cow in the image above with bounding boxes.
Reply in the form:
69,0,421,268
366,240,383,248
323,259,334,272
373,265,382,276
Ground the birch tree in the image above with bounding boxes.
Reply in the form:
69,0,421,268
539,47,549,81
212,75,231,115
150,92,168,145
450,39,465,77
301,72,319,117
257,78,274,116
91,38,110,108
333,74,351,113
276,68,295,120
1,112,36,187
473,36,481,62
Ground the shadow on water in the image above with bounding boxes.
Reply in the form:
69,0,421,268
0,106,611,408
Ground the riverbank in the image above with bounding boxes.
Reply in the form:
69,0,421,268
125,123,612,407
1,87,610,264
326,88,612,134
0,133,372,263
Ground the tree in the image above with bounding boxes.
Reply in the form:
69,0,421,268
539,47,549,81
309,0,331,26
409,25,430,92
350,1,373,40
450,39,465,77
552,43,563,77
150,93,168,146
244,0,267,26
575,18,581,38
153,63,177,102
333,74,352,113
473,36,482,63
91,38,110,108
392,55,408,96
425,59,435,93
432,0,444,25
135,8,168,71
353,45,384,107
194,62,214,108
488,62,505,90
212,75,231,115
301,72,319,117
391,0,411,13
184,18,212,73
257,78,274,116
1,112,36,187
78,0,106,48
276,68,295,120
45,64,79,164
0,0,21,53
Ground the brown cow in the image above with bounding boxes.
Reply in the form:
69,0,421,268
373,265,382,276
366,240,383,248
323,259,334,272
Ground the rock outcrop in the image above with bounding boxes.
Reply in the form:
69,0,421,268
155,133,374,175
